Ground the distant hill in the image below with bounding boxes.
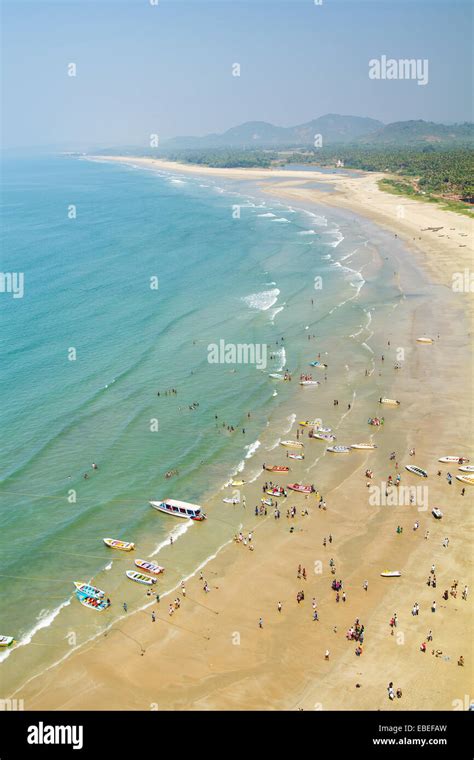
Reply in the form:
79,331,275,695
163,115,473,149
358,120,474,146
163,114,384,149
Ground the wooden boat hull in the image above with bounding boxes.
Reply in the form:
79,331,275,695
126,571,156,586
77,594,109,611
135,560,164,575
287,484,312,493
280,441,304,449
74,582,105,599
103,538,135,551
265,465,289,472
405,465,428,478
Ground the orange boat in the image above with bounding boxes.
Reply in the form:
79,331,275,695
265,465,290,472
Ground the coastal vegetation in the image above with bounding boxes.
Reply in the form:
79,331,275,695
157,145,474,211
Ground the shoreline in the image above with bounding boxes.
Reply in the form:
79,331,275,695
87,156,473,303
6,156,473,710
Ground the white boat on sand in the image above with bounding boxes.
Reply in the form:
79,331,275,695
150,499,206,520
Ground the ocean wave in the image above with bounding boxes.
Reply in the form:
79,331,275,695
271,217,291,223
245,440,261,459
257,212,277,218
0,598,72,664
272,346,286,372
283,413,296,434
150,520,193,558
266,438,281,451
298,230,317,236
324,229,344,248
242,288,280,311
269,306,284,324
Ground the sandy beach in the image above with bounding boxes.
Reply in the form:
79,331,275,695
11,156,473,711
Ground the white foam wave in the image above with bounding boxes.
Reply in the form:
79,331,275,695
298,229,317,236
150,520,193,557
242,288,280,311
245,440,261,459
283,413,296,434
257,212,276,218
0,598,72,664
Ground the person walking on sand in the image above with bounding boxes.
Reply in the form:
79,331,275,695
123,602,128,613
277,601,282,613
259,617,263,628
151,611,156,622
363,580,368,592
462,585,468,600
325,649,330,660
431,601,437,613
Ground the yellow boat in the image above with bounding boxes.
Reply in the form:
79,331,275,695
103,538,135,551
231,480,245,487
416,337,433,344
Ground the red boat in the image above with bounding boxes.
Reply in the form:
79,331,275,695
287,483,314,494
265,465,290,472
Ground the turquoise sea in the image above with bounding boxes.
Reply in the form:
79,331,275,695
0,155,415,692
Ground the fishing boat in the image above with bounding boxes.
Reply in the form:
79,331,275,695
309,360,327,368
103,538,135,551
432,508,443,519
351,443,377,450
288,453,304,460
438,456,470,464
327,445,351,453
223,497,240,504
265,465,289,472
74,582,105,599
287,483,313,494
379,398,400,405
312,432,335,442
416,337,433,344
126,570,156,586
315,426,332,434
299,380,319,386
0,635,14,647
299,419,323,427
280,440,304,449
269,373,284,380
456,474,474,485
231,480,245,486
135,559,164,575
459,465,474,473
150,499,206,520
76,594,110,611
266,487,285,497
405,465,428,478
380,571,401,578
261,498,273,507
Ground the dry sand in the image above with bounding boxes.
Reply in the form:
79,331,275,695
15,156,473,711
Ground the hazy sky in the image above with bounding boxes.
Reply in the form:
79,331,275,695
1,0,472,149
